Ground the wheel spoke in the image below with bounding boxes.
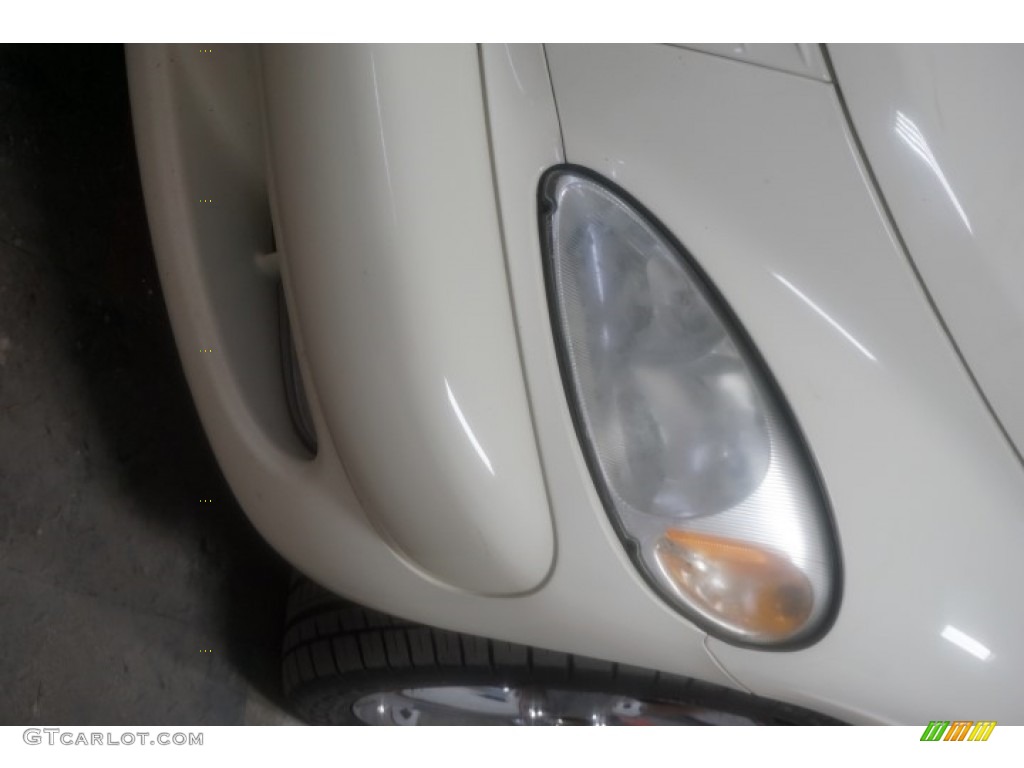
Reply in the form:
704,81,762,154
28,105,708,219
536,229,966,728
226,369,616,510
351,686,762,726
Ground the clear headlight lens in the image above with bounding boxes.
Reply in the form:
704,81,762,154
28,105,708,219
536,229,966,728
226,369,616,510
541,168,838,647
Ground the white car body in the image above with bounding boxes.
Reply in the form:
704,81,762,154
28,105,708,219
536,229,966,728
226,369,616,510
125,43,1024,725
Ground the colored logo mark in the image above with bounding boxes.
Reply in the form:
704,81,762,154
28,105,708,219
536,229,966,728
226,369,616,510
920,721,996,741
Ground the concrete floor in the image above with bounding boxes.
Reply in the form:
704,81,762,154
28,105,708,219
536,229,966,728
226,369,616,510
0,45,300,725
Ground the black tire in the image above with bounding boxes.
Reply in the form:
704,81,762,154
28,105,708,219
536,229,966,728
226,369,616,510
282,576,841,725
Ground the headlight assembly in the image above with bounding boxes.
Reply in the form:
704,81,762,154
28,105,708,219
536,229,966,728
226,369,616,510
540,167,840,648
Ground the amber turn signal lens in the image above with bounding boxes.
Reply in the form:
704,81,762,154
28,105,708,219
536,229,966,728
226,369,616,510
654,529,813,642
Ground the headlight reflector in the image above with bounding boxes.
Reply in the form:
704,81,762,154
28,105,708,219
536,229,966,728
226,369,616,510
541,168,838,647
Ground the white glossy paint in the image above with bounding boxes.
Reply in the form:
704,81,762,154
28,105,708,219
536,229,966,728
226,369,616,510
773,273,878,362
545,43,1024,723
941,625,992,662
674,44,829,81
126,44,734,689
259,45,553,596
830,45,1024,465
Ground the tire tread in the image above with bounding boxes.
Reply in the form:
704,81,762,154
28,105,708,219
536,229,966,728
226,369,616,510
281,577,843,726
